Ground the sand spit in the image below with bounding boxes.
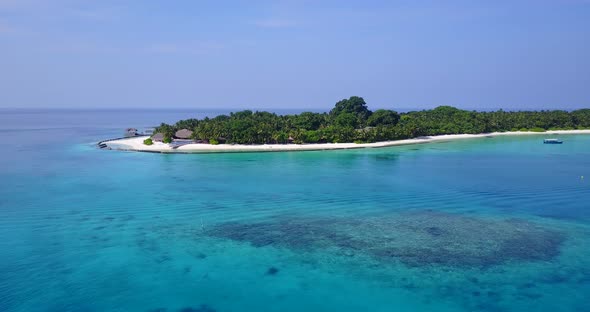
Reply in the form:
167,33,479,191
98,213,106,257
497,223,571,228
102,130,590,153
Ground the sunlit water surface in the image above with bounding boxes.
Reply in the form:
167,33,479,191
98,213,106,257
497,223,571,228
0,109,589,312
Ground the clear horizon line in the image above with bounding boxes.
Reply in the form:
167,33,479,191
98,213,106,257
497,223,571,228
0,106,588,112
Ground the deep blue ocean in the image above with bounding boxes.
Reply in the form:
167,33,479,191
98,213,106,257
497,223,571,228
0,109,589,312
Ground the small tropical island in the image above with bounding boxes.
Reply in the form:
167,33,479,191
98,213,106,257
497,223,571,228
103,96,590,153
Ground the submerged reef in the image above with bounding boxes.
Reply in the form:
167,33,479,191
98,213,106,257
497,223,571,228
148,305,216,312
207,211,565,268
266,267,279,275
178,305,216,312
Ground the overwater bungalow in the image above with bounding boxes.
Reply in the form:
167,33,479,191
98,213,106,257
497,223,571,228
175,129,193,139
152,133,165,142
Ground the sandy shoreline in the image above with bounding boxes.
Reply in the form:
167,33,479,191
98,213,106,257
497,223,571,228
102,130,590,153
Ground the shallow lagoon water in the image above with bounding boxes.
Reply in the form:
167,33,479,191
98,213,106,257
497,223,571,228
0,110,589,312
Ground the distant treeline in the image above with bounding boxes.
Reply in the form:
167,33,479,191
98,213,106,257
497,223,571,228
154,96,590,144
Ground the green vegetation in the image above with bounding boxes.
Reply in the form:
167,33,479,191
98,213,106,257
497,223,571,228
143,138,153,145
154,96,590,145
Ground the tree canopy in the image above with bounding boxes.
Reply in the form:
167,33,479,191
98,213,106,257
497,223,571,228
367,109,400,127
153,96,589,145
330,96,372,123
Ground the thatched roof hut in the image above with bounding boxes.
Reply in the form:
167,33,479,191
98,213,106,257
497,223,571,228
125,128,138,137
152,133,165,142
175,129,193,139
356,126,375,133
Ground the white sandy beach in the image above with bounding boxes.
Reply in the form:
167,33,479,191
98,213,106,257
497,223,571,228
102,130,590,153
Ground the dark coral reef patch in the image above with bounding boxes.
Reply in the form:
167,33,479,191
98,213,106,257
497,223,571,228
149,305,216,312
178,305,216,312
206,211,565,268
266,267,279,275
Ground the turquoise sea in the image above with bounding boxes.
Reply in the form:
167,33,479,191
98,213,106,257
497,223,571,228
1,109,589,312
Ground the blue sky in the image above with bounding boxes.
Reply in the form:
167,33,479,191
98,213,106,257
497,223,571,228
0,0,589,110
